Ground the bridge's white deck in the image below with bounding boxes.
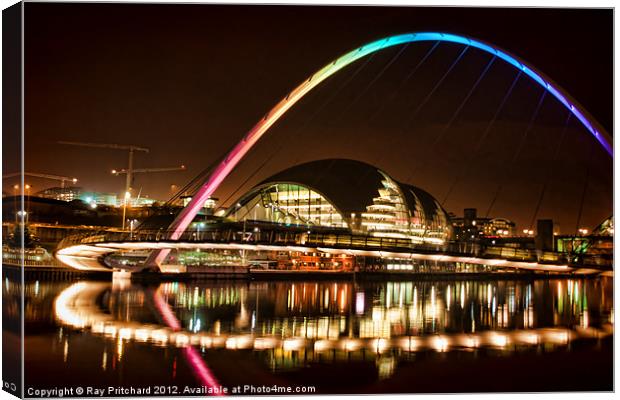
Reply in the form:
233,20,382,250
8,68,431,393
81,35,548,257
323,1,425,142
55,241,577,273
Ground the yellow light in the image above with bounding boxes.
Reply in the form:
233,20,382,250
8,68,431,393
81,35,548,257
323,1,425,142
103,325,117,337
465,337,479,348
343,339,361,352
433,336,449,352
489,333,508,347
314,340,331,352
199,336,213,348
134,328,151,342
124,191,131,199
519,332,539,345
226,335,252,349
151,329,169,343
371,338,389,353
282,338,304,351
118,327,133,340
399,337,419,352
174,333,190,347
92,322,105,334
254,337,277,350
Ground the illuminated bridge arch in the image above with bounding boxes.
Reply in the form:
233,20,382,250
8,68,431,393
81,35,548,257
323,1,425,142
152,32,613,266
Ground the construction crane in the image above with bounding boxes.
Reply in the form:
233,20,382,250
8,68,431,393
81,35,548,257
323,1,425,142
111,165,186,176
111,165,186,210
3,172,78,188
58,141,150,196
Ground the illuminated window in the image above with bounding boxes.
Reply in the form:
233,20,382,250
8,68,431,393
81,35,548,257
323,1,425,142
228,183,347,228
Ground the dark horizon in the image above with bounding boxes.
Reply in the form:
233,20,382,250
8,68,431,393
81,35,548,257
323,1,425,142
14,3,613,232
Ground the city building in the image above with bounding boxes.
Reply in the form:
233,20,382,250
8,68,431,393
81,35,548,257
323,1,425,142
556,216,613,264
82,192,118,207
124,196,156,208
33,186,163,208
35,186,84,202
35,186,121,207
451,208,516,240
225,159,452,245
181,195,219,215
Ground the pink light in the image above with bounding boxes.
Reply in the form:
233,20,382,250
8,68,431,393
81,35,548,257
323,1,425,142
146,32,612,268
152,288,181,330
183,347,225,395
152,288,224,394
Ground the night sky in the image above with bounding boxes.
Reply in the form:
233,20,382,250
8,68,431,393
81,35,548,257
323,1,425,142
17,3,613,232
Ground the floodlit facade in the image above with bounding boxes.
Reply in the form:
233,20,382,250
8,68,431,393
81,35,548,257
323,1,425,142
226,159,452,244
35,186,84,202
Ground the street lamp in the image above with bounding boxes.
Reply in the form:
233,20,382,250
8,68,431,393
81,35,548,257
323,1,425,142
122,191,131,230
25,184,32,215
12,184,19,215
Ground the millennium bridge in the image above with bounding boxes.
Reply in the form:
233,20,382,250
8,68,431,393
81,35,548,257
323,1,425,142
52,32,613,276
55,221,610,275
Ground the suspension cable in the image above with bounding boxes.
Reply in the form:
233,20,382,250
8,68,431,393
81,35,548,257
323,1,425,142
575,138,595,234
405,45,470,131
164,157,221,206
369,41,441,123
527,112,572,231
369,41,442,166
219,50,382,209
404,47,494,184
440,69,522,206
432,55,497,148
324,44,413,153
347,43,411,108
379,45,471,184
485,90,548,218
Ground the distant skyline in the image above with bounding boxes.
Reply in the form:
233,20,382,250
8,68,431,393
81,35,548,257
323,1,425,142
13,3,613,231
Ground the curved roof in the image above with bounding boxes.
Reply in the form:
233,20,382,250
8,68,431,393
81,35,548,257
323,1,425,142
237,158,448,223
400,183,447,220
259,159,386,216
592,215,613,236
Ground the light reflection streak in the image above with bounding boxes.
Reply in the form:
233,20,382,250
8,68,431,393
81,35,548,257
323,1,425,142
54,281,613,375
371,338,389,353
151,288,224,395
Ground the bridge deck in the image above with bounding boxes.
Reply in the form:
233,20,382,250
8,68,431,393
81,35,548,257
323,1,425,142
53,224,611,274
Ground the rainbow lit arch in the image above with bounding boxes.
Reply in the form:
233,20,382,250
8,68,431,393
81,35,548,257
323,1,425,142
150,32,613,266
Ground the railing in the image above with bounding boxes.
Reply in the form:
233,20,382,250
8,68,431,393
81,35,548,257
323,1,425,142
2,246,66,268
55,223,612,270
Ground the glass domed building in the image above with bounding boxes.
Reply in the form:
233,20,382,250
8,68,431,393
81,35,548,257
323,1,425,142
226,159,452,245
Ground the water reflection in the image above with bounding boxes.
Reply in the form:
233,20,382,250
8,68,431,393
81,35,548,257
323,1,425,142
157,280,612,336
43,277,613,381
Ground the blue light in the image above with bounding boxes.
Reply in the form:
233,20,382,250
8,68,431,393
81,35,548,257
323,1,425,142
382,32,613,156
